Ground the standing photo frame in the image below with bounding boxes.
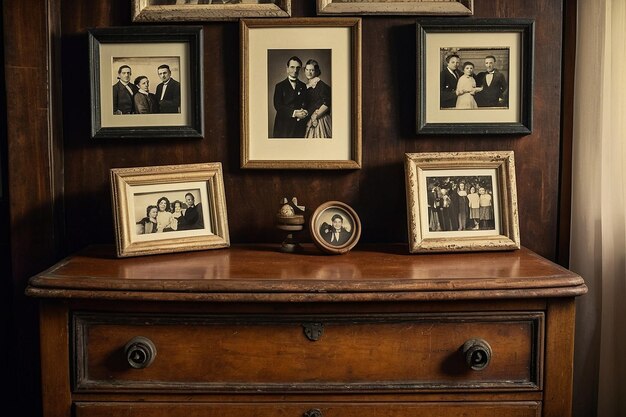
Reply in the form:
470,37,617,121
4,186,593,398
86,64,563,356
132,0,291,22
240,18,362,169
317,0,473,16
110,163,229,257
404,151,520,253
416,19,534,135
310,201,361,254
89,26,204,139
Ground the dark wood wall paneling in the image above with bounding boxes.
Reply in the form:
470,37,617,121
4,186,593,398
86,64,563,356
4,0,567,416
59,0,564,259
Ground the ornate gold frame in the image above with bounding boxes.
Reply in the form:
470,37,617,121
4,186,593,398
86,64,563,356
317,0,473,15
110,163,230,257
405,151,520,253
132,0,291,22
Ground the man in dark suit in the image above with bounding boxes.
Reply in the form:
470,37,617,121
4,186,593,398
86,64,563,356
320,214,353,246
440,54,461,109
272,56,308,138
475,55,508,107
112,65,138,114
155,64,181,113
178,193,203,231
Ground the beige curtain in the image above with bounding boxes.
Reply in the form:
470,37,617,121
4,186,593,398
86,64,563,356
571,0,626,416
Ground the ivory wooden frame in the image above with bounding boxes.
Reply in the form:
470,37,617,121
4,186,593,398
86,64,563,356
110,163,230,258
310,200,362,254
240,18,362,169
317,0,473,15
405,151,520,253
132,0,291,22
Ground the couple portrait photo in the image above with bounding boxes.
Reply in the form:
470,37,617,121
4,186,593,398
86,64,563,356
112,57,182,115
439,48,509,110
267,49,332,139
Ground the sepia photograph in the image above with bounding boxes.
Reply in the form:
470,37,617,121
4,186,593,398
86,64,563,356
111,57,181,115
416,19,534,135
405,151,520,253
425,175,497,233
310,200,361,254
89,26,203,138
439,48,509,110
267,49,332,139
110,163,230,257
133,188,206,235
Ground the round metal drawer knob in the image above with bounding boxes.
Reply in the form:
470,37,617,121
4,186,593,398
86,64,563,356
124,336,157,369
462,338,492,371
303,409,323,417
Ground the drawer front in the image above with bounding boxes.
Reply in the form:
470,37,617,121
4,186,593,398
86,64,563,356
73,312,543,393
75,401,542,417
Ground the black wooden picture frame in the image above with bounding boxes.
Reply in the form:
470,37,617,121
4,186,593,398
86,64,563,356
89,26,204,139
416,19,534,135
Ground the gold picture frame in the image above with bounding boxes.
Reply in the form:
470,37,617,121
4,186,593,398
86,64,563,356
110,163,230,257
132,0,291,22
240,18,362,169
404,151,520,253
317,0,473,16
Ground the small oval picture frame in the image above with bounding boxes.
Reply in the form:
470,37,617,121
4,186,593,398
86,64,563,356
310,201,361,255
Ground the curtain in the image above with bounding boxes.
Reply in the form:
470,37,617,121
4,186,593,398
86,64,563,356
571,0,626,416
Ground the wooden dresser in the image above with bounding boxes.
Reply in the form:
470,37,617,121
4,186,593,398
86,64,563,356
26,244,586,417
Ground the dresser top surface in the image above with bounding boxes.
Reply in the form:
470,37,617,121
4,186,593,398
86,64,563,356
26,244,586,302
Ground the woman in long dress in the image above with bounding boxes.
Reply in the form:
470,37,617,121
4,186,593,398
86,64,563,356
455,62,482,109
303,59,332,138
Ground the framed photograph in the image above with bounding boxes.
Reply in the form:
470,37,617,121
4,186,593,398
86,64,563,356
240,18,362,169
317,0,473,15
404,151,520,253
132,0,291,22
416,19,534,135
110,163,229,257
89,26,203,139
310,201,361,254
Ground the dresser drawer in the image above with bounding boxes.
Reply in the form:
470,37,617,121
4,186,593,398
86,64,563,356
73,312,543,393
75,401,542,417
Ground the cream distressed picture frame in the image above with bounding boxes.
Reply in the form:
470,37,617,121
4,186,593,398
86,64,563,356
405,151,520,253
111,163,230,257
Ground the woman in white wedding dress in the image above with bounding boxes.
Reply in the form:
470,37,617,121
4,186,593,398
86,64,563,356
455,62,482,109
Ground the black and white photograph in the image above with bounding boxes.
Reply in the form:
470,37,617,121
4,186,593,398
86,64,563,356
89,26,203,138
111,57,181,115
110,163,230,257
310,200,361,254
404,151,520,253
132,0,291,22
133,189,206,236
267,49,332,139
425,175,496,233
416,19,534,135
439,48,509,110
240,18,361,169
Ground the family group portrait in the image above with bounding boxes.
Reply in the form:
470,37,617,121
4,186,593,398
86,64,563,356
267,49,332,139
134,190,204,235
112,57,181,115
427,175,496,233
440,47,510,110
